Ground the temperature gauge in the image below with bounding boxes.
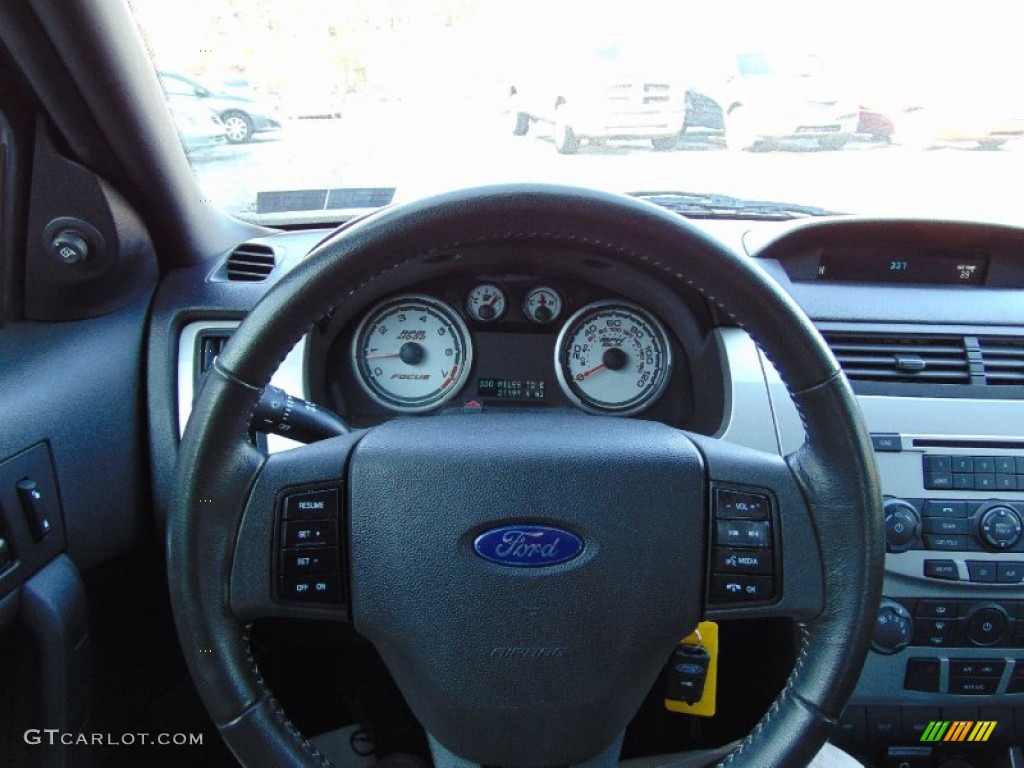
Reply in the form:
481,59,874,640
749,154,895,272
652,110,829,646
523,286,563,324
465,284,506,322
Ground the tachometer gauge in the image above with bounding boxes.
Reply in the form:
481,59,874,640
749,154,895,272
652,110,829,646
555,300,672,415
353,295,473,413
523,286,563,323
465,283,506,322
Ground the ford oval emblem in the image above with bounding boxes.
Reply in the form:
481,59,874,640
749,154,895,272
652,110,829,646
473,524,583,567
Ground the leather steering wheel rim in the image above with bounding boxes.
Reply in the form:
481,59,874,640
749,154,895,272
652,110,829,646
168,184,884,768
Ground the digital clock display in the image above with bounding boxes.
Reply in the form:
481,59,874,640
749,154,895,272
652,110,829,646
477,378,547,400
816,248,988,285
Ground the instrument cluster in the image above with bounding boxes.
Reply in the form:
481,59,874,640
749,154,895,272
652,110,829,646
333,275,688,423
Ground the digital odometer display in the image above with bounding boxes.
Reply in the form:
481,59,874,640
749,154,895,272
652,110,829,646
817,248,988,285
478,378,547,400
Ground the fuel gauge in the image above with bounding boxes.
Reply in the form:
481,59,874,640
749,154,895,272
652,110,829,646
523,286,563,324
466,284,506,322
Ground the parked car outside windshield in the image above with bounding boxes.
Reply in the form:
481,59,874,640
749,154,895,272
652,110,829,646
683,51,859,151
158,71,283,143
130,0,1024,226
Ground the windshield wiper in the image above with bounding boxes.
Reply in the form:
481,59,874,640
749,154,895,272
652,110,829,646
630,191,844,221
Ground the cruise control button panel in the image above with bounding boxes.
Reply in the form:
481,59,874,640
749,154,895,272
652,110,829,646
276,485,344,605
707,487,777,606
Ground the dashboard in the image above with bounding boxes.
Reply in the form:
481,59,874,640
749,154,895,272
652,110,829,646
154,214,1024,768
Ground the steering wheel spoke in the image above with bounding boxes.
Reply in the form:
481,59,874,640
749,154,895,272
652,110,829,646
690,434,825,622
230,432,363,622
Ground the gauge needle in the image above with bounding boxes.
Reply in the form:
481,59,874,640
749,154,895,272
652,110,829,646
574,363,607,381
365,351,401,360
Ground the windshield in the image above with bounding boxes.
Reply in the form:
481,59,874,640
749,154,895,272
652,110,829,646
130,0,1024,225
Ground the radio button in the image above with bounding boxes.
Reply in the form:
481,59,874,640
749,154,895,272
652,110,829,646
885,499,921,552
924,473,953,490
924,455,952,474
923,500,967,518
997,475,1017,491
974,457,996,474
997,561,1024,583
924,534,967,551
923,559,959,580
951,456,975,473
923,518,969,535
995,457,1016,474
966,560,999,583
976,474,997,491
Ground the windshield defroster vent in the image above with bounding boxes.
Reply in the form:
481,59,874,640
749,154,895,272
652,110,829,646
980,337,1024,386
225,242,276,281
822,333,972,385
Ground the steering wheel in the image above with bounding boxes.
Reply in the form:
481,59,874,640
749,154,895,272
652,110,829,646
168,185,884,768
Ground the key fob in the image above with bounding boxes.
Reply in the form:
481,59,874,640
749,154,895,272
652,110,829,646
665,643,711,704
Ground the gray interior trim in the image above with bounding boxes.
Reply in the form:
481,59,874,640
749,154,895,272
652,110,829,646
177,320,306,452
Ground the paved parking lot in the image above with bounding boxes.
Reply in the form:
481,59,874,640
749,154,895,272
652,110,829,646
188,106,1024,225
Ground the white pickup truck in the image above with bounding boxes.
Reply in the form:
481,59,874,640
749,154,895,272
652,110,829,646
506,48,687,154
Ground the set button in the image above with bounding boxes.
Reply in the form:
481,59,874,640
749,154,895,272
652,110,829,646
281,546,340,574
283,520,338,548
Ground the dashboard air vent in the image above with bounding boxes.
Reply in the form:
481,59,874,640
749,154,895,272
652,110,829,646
225,243,276,281
822,333,971,384
980,337,1024,386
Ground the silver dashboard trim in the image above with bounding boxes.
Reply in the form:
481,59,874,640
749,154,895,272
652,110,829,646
177,320,307,453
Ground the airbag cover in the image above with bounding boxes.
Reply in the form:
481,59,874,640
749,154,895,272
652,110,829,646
348,413,705,766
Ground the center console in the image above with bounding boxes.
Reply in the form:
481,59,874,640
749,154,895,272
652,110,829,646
756,341,1024,768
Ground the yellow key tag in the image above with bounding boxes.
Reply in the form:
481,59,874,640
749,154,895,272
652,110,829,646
664,621,718,717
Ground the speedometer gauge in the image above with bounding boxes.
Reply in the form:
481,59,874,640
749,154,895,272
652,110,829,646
353,294,473,413
555,301,672,416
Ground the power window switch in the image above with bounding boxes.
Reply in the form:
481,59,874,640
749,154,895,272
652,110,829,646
16,479,53,541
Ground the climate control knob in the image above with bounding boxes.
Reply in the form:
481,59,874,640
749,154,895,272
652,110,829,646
884,498,921,553
978,505,1022,551
872,599,914,655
